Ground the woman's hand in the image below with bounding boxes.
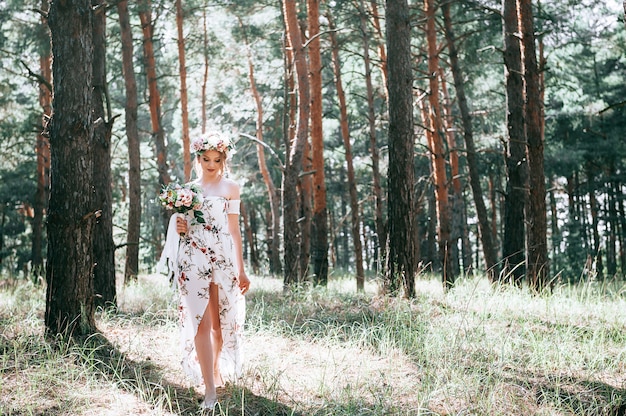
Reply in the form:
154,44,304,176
238,272,250,295
176,214,188,236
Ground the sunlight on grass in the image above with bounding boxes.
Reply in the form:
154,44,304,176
1,272,626,415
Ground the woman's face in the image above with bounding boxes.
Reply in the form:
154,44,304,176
197,150,225,177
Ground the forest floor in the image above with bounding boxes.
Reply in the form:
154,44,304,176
1,272,626,415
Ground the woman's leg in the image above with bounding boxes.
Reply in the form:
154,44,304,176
195,300,217,403
208,282,224,387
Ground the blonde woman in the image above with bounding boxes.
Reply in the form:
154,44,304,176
167,131,250,410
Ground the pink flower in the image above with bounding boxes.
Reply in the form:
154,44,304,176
175,188,194,208
190,131,234,156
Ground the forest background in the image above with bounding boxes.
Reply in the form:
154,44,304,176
0,0,624,321
0,0,626,414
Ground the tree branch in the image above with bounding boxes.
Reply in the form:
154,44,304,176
20,60,52,93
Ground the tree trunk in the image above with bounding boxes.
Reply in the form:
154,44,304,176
202,8,209,133
308,0,329,286
242,24,282,274
118,0,142,284
439,69,462,277
441,1,498,279
176,0,192,182
615,180,626,275
606,174,618,277
587,165,603,280
32,0,52,282
357,0,386,274
367,0,388,100
239,201,259,273
282,0,310,287
328,14,366,291
502,0,527,285
45,0,96,336
299,141,313,280
138,0,170,236
424,0,453,289
92,0,116,308
520,0,549,291
385,0,417,297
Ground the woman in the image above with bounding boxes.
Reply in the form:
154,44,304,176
164,131,250,410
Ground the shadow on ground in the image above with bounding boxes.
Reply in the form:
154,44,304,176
80,332,300,416
66,333,298,416
506,368,626,416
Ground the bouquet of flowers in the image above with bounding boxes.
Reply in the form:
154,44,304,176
158,182,205,224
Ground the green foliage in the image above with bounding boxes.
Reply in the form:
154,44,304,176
0,0,625,282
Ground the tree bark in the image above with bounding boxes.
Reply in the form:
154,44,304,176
239,201,259,273
385,0,417,297
439,69,462,277
520,0,549,291
308,0,329,286
138,0,170,236
328,13,366,291
32,0,52,282
45,0,96,336
502,0,527,285
299,142,313,280
424,0,453,289
176,0,192,182
202,8,209,133
441,1,498,280
282,0,310,287
118,0,142,284
587,168,603,280
357,0,386,274
367,0,388,100
92,0,116,308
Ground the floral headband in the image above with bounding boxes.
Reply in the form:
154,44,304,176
190,132,234,156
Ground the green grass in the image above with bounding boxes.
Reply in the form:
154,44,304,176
1,274,626,415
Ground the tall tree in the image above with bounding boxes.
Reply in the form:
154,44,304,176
385,0,417,297
118,0,142,284
175,0,192,182
441,1,499,280
299,141,313,279
424,0,454,288
308,0,329,286
520,0,549,291
240,19,282,274
439,69,464,275
501,0,527,285
367,0,388,99
92,0,116,308
201,8,209,133
357,0,386,272
328,12,366,292
282,0,310,286
32,0,52,281
45,0,96,336
138,0,170,238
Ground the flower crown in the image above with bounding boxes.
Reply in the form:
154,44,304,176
190,132,234,156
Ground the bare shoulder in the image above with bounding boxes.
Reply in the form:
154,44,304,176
222,178,241,199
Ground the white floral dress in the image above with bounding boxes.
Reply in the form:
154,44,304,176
174,196,245,385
